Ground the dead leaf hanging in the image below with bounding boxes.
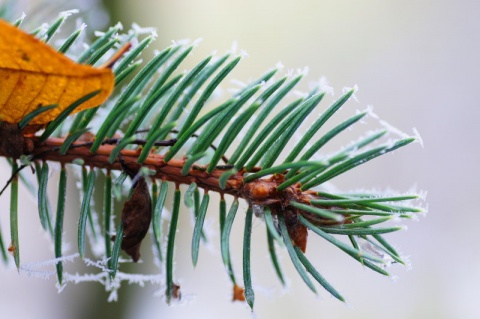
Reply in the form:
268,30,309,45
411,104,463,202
118,161,152,262
0,19,114,125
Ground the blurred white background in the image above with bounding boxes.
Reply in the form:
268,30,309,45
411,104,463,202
1,0,479,318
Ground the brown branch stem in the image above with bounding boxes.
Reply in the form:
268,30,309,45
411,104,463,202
26,137,244,195
0,136,348,252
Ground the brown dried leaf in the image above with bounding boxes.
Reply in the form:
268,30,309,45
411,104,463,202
120,175,152,262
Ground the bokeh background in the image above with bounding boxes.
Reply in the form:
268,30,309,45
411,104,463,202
0,0,479,318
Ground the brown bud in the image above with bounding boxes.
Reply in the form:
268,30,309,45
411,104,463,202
243,179,280,205
7,244,15,256
284,209,308,253
232,284,246,302
171,283,181,300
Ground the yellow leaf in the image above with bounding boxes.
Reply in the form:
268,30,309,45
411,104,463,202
0,19,114,125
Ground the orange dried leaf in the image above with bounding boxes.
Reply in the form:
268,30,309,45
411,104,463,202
0,19,114,124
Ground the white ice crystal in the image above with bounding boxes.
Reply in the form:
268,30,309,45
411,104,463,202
252,204,264,218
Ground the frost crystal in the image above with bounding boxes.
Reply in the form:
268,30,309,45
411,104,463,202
357,238,394,268
252,204,264,218
412,127,424,148
296,66,309,76
59,9,80,18
312,76,334,96
229,41,238,54
342,85,359,102
239,49,249,58
368,108,412,139
19,253,165,298
192,37,204,47
131,22,157,37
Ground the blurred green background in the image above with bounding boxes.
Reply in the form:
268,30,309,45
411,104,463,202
0,0,479,318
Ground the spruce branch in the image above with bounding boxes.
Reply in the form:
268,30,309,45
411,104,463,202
0,9,425,308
